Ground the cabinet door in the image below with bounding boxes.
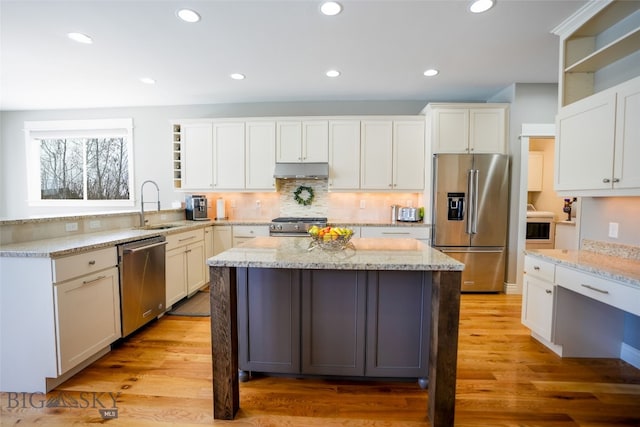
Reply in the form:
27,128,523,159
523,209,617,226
328,120,361,190
212,226,232,256
393,121,425,190
186,240,206,294
182,122,213,189
204,226,214,283
527,152,544,191
237,268,301,373
614,77,640,189
246,121,276,190
521,274,555,342
276,121,302,162
301,270,366,376
360,121,393,190
166,247,187,307
469,108,506,153
555,90,616,191
54,267,121,374
366,271,430,378
213,122,245,190
431,108,469,153
302,120,329,162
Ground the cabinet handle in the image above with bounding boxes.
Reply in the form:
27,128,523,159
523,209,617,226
581,284,609,294
602,178,611,183
185,249,192,254
613,178,620,183
179,236,196,242
88,260,96,265
545,289,552,294
533,266,540,271
82,275,106,285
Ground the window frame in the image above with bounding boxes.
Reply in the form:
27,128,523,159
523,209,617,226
24,118,135,207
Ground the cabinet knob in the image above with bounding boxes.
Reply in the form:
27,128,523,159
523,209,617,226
545,289,552,294
613,178,620,183
88,260,96,265
533,266,540,271
602,178,611,183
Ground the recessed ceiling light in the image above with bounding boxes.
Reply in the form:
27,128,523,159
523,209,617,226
320,1,342,16
469,0,495,13
230,73,246,80
326,69,341,78
176,8,201,23
67,32,93,44
423,69,439,77
140,77,156,85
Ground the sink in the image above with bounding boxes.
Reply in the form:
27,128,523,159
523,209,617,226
140,224,180,230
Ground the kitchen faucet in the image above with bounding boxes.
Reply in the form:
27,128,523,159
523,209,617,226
140,180,160,227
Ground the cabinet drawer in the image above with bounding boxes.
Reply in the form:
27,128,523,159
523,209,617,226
53,247,117,283
524,255,555,282
556,266,640,316
166,229,204,251
360,226,429,239
232,225,269,238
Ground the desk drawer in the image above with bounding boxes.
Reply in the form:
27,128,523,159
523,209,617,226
53,247,117,283
556,266,640,316
524,255,555,282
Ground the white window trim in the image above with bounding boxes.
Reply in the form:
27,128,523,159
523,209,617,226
24,118,135,207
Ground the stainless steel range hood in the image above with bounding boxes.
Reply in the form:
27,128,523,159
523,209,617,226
273,162,329,179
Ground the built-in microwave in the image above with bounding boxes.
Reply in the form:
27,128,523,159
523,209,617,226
525,212,555,249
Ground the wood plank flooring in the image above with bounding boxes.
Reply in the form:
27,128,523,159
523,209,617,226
2,294,639,426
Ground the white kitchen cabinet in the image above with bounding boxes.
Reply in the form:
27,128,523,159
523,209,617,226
232,225,269,247
213,122,245,190
166,229,206,306
521,256,556,343
245,121,276,190
180,121,214,190
213,225,233,255
426,104,508,154
328,120,361,190
54,266,121,374
555,75,640,195
277,120,328,163
360,120,425,191
527,152,544,192
204,226,214,282
360,226,429,241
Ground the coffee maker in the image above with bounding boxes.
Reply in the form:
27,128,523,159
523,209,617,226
185,195,208,220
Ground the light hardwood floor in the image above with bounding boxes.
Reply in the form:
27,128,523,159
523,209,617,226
1,294,639,426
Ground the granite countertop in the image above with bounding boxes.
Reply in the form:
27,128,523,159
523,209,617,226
0,220,214,258
208,236,463,271
525,248,640,288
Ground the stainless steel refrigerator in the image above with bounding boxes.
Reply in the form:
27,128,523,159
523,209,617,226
431,153,509,292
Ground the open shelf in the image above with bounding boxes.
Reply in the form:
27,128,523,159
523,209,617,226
566,26,640,73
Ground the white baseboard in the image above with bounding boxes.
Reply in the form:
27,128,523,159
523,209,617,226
621,343,640,369
504,281,521,295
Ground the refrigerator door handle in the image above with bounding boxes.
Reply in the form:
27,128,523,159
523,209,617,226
471,169,479,234
466,169,473,235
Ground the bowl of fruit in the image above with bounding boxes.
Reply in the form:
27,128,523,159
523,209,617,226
307,225,355,251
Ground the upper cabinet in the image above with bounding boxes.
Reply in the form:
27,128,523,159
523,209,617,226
213,122,245,190
276,120,328,163
555,75,640,195
360,119,425,191
245,121,276,191
553,1,640,196
178,121,214,190
554,0,640,107
425,104,508,154
328,120,361,190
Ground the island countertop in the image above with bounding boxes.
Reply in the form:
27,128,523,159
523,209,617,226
207,236,464,271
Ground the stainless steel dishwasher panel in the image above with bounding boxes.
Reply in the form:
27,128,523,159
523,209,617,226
118,236,167,337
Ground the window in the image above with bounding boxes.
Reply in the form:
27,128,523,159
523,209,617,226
24,119,134,207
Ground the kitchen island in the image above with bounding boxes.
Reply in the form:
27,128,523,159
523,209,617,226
207,236,464,427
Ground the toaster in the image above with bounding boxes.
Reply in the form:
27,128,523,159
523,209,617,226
397,207,421,222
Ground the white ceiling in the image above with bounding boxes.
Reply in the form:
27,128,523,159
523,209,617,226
0,0,588,112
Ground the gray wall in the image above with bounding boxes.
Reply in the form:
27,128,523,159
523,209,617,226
0,101,426,219
489,83,560,285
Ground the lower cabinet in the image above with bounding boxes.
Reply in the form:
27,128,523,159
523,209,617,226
237,267,430,380
166,229,206,307
54,266,121,374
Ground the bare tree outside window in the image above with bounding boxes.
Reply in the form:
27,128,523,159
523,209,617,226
39,137,129,200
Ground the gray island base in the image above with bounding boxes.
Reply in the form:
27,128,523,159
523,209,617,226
208,237,464,427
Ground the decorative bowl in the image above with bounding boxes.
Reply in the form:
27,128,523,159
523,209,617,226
308,227,355,251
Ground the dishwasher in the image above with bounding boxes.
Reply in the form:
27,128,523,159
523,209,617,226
118,235,167,337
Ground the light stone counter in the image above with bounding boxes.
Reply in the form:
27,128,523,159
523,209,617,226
207,236,462,271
